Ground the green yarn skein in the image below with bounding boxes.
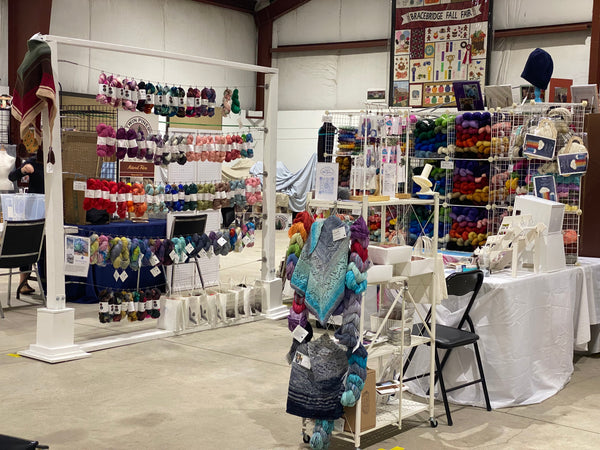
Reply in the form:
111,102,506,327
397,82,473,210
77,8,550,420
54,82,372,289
231,88,241,114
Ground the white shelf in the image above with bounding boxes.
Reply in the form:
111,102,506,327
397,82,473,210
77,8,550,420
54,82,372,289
367,335,430,359
353,398,428,435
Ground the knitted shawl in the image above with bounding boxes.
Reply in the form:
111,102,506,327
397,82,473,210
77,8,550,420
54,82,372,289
11,38,57,145
291,215,349,326
286,333,348,420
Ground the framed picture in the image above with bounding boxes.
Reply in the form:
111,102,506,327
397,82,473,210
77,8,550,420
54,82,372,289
571,84,599,112
520,85,545,102
523,134,557,160
484,85,513,109
533,175,557,202
557,153,588,175
453,80,484,111
549,78,572,103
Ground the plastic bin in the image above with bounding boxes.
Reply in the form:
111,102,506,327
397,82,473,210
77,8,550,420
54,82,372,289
0,194,45,221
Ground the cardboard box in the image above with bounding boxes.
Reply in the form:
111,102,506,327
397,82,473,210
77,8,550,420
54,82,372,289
343,368,376,433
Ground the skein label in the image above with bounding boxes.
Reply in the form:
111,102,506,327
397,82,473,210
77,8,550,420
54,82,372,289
97,136,107,145
118,193,126,202
202,99,209,105
138,89,146,98
94,190,102,198
146,195,154,204
199,249,207,258
150,254,160,266
165,193,172,202
187,97,195,107
185,243,194,254
107,86,115,97
178,191,185,200
168,96,176,106
109,194,117,202
85,189,93,198
169,250,179,263
146,94,155,104
194,97,201,107
150,266,161,277
133,194,142,203
113,270,120,282
242,235,251,246
102,190,109,199
127,301,135,312
99,302,109,313
138,301,146,312
184,194,190,202
294,351,311,369
217,237,227,247
152,300,160,310
292,325,309,342
158,194,165,203
190,193,197,201
99,84,108,95
120,271,128,282
156,94,164,104
332,226,347,241
115,304,122,314
123,90,131,100
106,137,116,146
145,301,153,311
126,193,133,202
208,102,216,108
180,253,188,263
178,97,185,107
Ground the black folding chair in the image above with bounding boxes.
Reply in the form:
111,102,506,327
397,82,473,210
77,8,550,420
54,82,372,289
0,434,49,449
403,269,491,425
0,219,46,318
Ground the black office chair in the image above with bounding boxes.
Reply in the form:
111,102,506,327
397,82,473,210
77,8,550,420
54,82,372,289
403,269,491,425
0,219,46,318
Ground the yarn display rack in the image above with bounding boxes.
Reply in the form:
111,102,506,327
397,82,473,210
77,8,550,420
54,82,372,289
98,288,161,324
83,178,262,219
95,73,241,118
96,123,255,164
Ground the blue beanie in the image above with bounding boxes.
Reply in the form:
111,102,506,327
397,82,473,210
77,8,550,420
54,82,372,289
521,48,553,90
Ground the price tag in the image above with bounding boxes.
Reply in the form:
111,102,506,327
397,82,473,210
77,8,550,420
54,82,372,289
180,253,188,263
150,266,161,277
169,250,179,264
99,302,109,313
294,351,311,369
185,243,194,254
292,325,309,342
332,226,347,241
150,254,159,266
242,235,251,246
441,160,454,170
217,237,227,247
113,270,120,282
120,271,128,282
199,249,207,258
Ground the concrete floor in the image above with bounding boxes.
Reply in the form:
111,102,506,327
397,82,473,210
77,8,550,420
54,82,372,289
1,230,599,449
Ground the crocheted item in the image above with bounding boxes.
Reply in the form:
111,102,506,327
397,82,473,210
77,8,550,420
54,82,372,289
291,216,349,326
286,334,347,420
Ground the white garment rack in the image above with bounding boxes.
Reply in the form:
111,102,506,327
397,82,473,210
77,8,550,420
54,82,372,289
18,34,287,363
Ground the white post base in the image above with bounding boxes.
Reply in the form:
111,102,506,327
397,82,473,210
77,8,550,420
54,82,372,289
259,278,289,320
18,308,90,363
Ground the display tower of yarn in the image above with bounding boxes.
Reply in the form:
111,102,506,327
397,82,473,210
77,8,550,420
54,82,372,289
488,102,586,263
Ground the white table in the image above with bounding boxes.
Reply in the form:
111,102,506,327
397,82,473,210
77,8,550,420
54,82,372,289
405,258,600,409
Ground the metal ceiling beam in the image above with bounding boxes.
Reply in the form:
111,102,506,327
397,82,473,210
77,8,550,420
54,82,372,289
190,0,255,14
255,0,312,26
494,22,592,39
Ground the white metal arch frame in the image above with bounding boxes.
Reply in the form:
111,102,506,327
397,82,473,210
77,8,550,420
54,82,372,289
19,35,287,363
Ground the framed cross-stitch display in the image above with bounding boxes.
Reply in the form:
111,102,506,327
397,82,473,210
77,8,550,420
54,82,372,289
390,0,493,107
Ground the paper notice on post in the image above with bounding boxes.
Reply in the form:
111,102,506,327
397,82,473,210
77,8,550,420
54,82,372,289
64,235,90,278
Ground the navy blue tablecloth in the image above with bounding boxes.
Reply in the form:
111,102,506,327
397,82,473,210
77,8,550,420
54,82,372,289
66,220,167,303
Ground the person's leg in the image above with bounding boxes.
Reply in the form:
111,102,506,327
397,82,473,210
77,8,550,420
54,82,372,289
17,265,34,295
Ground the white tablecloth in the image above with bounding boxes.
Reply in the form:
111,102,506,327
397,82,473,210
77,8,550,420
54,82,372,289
406,258,600,409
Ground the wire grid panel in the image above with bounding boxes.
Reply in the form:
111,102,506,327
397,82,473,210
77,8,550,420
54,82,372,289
61,104,117,132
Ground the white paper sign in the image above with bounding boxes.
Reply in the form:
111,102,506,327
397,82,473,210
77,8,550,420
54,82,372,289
185,243,194,254
332,226,347,241
150,266,161,277
292,325,309,342
64,235,91,278
315,162,339,201
294,351,311,369
381,163,397,197
217,237,227,247
120,271,128,282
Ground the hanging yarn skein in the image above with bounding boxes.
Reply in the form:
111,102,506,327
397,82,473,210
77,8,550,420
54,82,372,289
231,88,241,114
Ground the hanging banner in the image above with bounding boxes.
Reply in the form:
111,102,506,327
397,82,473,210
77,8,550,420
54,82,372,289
390,0,492,108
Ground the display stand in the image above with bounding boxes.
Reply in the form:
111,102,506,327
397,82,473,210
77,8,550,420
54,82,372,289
306,193,441,449
19,34,285,363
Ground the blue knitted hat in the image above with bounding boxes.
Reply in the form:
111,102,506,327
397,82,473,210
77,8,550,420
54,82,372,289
521,48,553,90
